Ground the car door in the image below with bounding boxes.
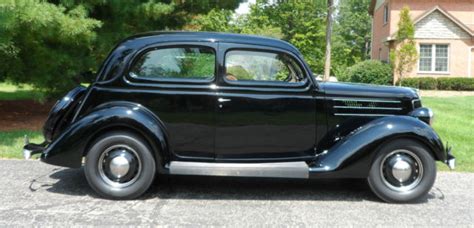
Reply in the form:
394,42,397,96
214,43,317,161
124,42,218,160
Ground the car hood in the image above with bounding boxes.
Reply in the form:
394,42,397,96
319,82,419,100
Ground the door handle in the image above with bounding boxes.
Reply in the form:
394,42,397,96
218,98,231,103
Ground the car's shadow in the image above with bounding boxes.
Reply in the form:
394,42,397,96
30,167,441,203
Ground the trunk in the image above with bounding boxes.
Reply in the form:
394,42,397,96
43,86,87,142
323,0,334,81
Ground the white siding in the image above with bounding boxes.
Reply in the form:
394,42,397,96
415,11,471,39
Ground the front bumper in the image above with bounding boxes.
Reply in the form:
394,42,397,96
445,146,455,170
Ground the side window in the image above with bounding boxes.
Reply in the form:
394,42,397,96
130,46,215,80
383,5,389,24
225,50,305,84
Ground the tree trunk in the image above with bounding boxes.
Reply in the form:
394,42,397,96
323,0,334,81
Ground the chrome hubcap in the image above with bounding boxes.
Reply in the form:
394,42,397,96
109,156,130,178
98,145,141,188
380,149,423,192
392,159,412,182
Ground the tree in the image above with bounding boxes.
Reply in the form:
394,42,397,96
390,6,418,86
333,0,372,65
0,0,242,98
0,1,102,97
189,1,282,38
58,0,242,77
323,0,334,81
244,0,327,73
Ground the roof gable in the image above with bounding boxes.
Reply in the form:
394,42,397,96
414,6,473,37
415,9,472,39
387,6,473,41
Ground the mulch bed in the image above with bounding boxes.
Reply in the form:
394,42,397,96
0,100,54,131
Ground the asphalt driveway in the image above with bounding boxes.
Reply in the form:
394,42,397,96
0,160,472,226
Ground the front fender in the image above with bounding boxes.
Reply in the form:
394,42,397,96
310,116,444,177
41,102,169,169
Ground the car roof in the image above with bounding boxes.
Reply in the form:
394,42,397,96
121,31,302,55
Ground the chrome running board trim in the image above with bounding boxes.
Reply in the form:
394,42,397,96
169,161,309,179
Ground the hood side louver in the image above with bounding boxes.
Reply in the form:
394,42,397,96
332,98,404,117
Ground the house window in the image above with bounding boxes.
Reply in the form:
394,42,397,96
383,5,389,24
419,44,449,73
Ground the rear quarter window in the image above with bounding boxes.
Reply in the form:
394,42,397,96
130,46,215,81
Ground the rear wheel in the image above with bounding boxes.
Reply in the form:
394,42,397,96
84,131,156,199
367,139,436,203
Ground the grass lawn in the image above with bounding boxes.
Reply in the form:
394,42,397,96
423,96,474,172
0,82,40,100
0,130,43,158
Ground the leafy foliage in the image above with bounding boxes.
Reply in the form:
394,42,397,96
191,1,327,73
437,77,474,91
1,0,377,97
0,0,101,97
390,6,418,86
332,0,372,76
343,60,393,85
0,0,241,98
401,77,474,91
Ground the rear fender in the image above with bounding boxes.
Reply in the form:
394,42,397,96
41,102,169,170
310,116,444,177
43,86,87,142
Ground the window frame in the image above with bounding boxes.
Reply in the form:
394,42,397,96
383,4,389,25
126,43,217,84
222,48,309,88
417,44,450,74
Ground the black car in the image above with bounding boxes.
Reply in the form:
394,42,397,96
24,32,455,203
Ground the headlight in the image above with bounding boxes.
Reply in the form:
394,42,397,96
409,107,434,125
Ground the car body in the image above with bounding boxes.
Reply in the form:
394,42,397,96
24,32,455,202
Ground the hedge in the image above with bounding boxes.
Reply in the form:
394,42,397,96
400,77,474,91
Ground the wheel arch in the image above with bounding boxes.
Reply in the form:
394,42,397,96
310,116,445,178
83,123,168,173
370,134,439,162
41,101,171,171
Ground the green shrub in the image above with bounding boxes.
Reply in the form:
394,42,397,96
400,77,474,91
438,77,474,91
336,72,351,82
401,78,420,88
344,60,393,85
418,77,437,90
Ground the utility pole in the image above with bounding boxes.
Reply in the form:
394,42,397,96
323,0,334,81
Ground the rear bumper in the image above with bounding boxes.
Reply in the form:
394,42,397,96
22,136,47,160
23,135,82,168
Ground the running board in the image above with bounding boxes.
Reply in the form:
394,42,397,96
169,161,309,179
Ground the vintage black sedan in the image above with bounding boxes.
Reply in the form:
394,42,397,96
24,32,454,203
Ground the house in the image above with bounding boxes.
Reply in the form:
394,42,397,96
369,0,474,79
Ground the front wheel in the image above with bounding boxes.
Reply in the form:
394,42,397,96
367,139,436,203
84,131,156,199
